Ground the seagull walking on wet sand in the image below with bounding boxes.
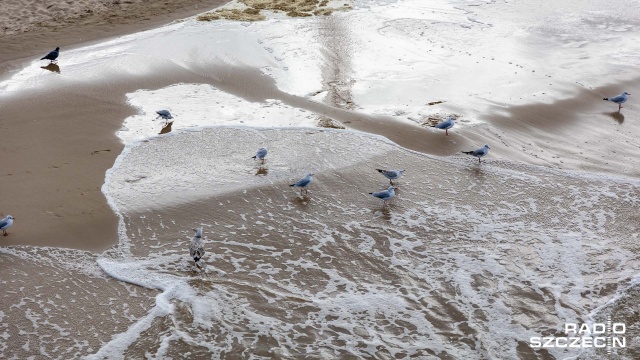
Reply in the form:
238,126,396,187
370,186,396,207
462,144,490,163
603,91,630,111
0,215,14,236
290,173,314,195
431,116,455,135
252,147,268,164
156,110,174,124
190,228,205,267
376,169,405,185
40,47,60,64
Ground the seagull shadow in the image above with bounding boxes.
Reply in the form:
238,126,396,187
41,63,60,73
159,121,173,134
604,111,625,124
372,205,393,221
291,194,312,207
255,166,269,176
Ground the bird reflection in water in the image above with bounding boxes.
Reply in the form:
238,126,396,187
41,63,60,73
159,121,173,134
255,166,268,176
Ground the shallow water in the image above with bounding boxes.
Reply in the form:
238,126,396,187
1,0,639,358
92,128,639,359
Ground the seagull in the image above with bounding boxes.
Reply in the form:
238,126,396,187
40,47,60,64
369,186,396,207
189,228,205,267
0,215,14,236
431,116,455,135
156,110,174,124
290,173,314,195
376,169,405,185
462,144,490,163
603,92,630,111
252,147,268,163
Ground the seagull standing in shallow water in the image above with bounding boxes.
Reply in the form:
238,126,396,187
290,173,314,195
252,147,268,163
431,116,455,135
40,47,60,64
603,92,630,111
0,215,14,236
376,169,405,185
190,228,205,267
370,186,396,207
462,144,490,163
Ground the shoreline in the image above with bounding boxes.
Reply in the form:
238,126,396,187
0,0,229,252
0,0,230,78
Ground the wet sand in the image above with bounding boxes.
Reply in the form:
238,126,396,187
0,0,228,251
0,0,230,75
2,53,639,252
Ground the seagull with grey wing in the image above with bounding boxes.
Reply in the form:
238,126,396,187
189,228,205,267
252,147,268,164
370,186,396,207
290,173,314,195
603,91,630,111
156,110,174,125
431,116,455,135
462,144,490,163
0,215,14,236
40,47,60,64
376,169,405,185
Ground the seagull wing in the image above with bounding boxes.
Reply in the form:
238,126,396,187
607,94,626,103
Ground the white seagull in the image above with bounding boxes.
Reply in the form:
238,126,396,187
290,173,314,195
369,186,396,207
189,228,205,267
252,147,268,163
431,116,455,135
0,215,14,236
462,144,490,163
376,169,405,185
603,91,630,111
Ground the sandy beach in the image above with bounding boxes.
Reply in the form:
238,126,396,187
1,0,639,358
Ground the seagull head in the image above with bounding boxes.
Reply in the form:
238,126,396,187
388,186,396,191
55,47,60,51
6,215,14,220
484,144,490,149
308,173,314,177
192,228,203,238
623,91,631,96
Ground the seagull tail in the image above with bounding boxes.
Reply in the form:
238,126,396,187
368,192,374,195
375,169,385,173
289,184,295,187
462,151,473,155
603,98,608,101
40,56,47,60
251,156,257,159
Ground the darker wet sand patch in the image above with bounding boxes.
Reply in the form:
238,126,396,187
197,0,352,22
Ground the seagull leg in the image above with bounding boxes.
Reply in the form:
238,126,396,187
478,157,481,164
445,129,449,136
3,230,7,236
